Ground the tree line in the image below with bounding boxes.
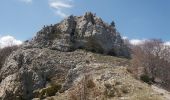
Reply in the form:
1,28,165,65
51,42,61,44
126,39,170,90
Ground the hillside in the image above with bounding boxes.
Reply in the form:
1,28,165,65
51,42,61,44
32,50,166,100
0,12,168,100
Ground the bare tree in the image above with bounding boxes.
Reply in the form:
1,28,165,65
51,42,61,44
130,39,170,89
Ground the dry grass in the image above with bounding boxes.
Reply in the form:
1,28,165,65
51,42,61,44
44,51,164,100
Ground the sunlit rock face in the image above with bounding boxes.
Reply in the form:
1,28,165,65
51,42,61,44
27,12,130,57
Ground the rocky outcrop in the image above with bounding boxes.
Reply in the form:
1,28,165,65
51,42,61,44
0,48,88,100
0,12,136,100
25,12,130,57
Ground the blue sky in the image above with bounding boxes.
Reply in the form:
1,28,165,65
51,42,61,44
0,0,170,43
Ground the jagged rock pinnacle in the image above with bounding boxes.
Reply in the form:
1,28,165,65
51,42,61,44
25,12,130,57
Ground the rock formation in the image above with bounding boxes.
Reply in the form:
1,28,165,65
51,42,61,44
25,12,130,57
0,12,165,100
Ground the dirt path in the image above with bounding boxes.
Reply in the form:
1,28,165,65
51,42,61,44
152,85,170,100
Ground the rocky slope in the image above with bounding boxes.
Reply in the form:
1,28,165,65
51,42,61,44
0,12,166,100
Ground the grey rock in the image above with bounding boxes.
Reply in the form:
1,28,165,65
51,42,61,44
0,12,130,100
0,48,87,99
25,12,130,57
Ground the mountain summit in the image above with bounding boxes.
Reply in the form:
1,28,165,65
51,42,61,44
25,12,130,57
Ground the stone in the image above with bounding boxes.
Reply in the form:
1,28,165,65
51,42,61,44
25,12,130,57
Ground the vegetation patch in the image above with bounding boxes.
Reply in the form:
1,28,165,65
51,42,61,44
140,74,154,85
104,82,130,98
86,79,95,88
34,84,62,99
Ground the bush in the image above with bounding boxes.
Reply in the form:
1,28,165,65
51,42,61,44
35,84,62,99
86,79,95,88
85,37,104,54
45,84,62,96
140,75,154,85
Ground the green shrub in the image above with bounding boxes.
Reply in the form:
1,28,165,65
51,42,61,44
46,84,61,96
85,37,104,54
140,75,154,85
35,84,62,99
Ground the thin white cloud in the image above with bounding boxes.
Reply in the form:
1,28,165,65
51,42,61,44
49,0,73,18
122,36,128,40
164,42,170,46
56,10,67,18
123,36,170,46
19,0,32,3
50,1,72,9
130,39,145,45
0,35,22,48
129,39,170,46
122,36,145,45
